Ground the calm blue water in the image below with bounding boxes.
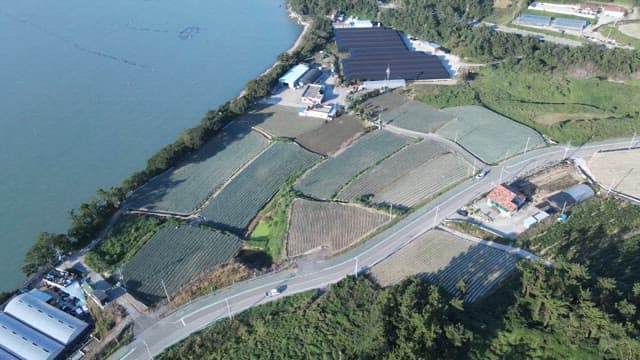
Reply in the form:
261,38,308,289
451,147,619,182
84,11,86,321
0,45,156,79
0,0,300,291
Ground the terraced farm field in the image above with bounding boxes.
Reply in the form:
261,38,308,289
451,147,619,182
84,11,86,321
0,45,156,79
127,123,269,213
337,139,450,201
373,153,472,207
371,229,518,303
588,149,640,198
296,115,364,155
362,91,410,112
287,199,389,257
122,226,242,305
385,101,454,133
295,130,412,200
239,104,325,138
438,105,545,164
200,142,321,233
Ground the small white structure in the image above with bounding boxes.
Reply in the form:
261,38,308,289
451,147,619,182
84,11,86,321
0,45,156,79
278,64,310,89
301,84,324,105
299,104,336,120
361,79,406,90
523,211,550,229
0,313,64,360
4,293,89,346
602,5,625,18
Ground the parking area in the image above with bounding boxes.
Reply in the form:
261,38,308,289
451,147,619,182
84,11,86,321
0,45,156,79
467,199,544,239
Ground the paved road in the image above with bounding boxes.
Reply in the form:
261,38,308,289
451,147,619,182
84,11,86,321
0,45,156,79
483,22,583,48
110,137,636,360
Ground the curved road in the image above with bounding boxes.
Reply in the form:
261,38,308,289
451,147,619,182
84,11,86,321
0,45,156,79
111,137,636,360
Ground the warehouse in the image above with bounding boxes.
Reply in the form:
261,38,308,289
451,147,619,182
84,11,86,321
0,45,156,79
335,28,449,81
515,14,552,27
547,183,594,210
552,17,588,31
4,293,89,346
0,313,64,360
298,68,322,87
278,64,310,89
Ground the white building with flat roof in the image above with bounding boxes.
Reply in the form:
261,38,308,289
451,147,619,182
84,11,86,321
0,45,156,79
4,293,88,346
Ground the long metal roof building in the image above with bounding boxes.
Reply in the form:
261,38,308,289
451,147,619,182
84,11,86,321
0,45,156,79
0,313,64,360
4,293,88,346
0,346,21,360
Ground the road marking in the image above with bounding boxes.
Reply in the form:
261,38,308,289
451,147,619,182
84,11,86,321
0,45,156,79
116,347,136,360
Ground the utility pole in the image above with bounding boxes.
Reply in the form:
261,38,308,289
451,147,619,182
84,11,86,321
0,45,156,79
143,340,153,360
161,279,174,308
433,206,439,228
499,166,505,184
607,177,617,197
629,132,637,150
563,141,571,159
389,203,393,218
524,136,531,154
354,257,359,279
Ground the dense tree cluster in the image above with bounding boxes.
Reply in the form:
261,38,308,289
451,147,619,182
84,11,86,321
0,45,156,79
289,0,379,18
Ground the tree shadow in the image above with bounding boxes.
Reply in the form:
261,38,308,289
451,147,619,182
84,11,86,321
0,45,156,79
236,249,273,269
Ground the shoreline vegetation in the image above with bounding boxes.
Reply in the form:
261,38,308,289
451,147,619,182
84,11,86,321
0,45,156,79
11,8,331,297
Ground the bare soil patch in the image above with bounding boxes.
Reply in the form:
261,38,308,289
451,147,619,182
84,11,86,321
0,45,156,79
533,112,612,125
518,164,583,204
296,115,365,155
588,149,640,198
619,22,640,40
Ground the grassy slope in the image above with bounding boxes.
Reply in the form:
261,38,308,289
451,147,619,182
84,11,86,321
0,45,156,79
415,68,640,143
599,25,640,49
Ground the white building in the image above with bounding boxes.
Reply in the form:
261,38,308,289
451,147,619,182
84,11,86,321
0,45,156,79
278,64,310,89
4,293,89,346
602,5,625,18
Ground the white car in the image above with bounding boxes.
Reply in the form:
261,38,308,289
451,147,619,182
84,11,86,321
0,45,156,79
265,288,281,297
475,169,490,179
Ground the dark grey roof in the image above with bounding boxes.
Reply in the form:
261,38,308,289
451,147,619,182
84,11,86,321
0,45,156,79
547,192,576,209
335,28,449,81
298,68,322,86
547,184,594,209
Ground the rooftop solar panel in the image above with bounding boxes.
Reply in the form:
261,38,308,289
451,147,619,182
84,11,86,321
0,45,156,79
335,27,449,81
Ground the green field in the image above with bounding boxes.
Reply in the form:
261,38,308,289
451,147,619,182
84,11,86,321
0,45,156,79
122,226,242,305
127,123,269,213
417,68,640,144
200,141,320,233
599,25,640,49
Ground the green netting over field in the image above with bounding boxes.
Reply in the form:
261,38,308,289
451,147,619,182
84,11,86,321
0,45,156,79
238,104,325,138
385,101,454,133
123,226,242,305
127,123,269,213
337,139,450,202
373,153,472,207
200,141,321,233
295,130,412,200
437,105,545,163
370,229,518,303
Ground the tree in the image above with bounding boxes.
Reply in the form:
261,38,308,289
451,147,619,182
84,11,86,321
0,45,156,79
230,96,249,114
23,232,72,276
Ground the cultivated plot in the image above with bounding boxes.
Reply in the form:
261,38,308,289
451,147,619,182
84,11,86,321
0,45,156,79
370,229,518,303
122,226,242,305
287,199,389,257
362,91,411,113
200,141,321,233
295,130,412,200
127,123,269,214
238,104,325,138
384,101,454,133
337,139,451,202
373,153,472,207
296,115,364,155
588,149,640,198
438,105,545,163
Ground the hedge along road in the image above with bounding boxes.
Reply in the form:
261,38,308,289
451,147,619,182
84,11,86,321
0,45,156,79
111,137,638,360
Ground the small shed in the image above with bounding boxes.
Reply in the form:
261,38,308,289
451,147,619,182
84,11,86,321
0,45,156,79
547,183,594,210
278,64,310,89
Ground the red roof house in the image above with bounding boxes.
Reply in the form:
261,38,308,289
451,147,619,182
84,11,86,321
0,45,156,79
486,184,526,214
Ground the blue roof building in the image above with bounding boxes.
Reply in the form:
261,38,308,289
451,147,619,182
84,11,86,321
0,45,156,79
516,14,552,27
552,17,589,31
278,64,310,89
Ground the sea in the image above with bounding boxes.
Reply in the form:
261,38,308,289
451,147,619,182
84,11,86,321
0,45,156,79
0,0,300,292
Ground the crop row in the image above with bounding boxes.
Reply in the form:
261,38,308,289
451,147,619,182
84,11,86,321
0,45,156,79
200,141,321,233
337,139,450,201
287,199,389,257
373,153,471,207
122,226,242,305
385,100,454,133
239,104,325,138
370,230,518,303
438,105,546,164
295,130,412,200
127,123,269,213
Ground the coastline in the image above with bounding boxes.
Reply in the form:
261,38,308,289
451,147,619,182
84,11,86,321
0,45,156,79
241,7,310,97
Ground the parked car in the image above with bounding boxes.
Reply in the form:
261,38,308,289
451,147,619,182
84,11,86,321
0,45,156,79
456,209,469,217
265,285,287,297
475,168,490,179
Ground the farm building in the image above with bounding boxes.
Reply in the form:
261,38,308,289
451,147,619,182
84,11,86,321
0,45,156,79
298,68,322,87
602,5,625,18
487,184,526,215
299,104,337,120
552,17,588,31
335,27,449,81
547,183,594,210
279,64,310,89
4,293,89,346
301,84,324,105
516,14,552,27
0,313,64,360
